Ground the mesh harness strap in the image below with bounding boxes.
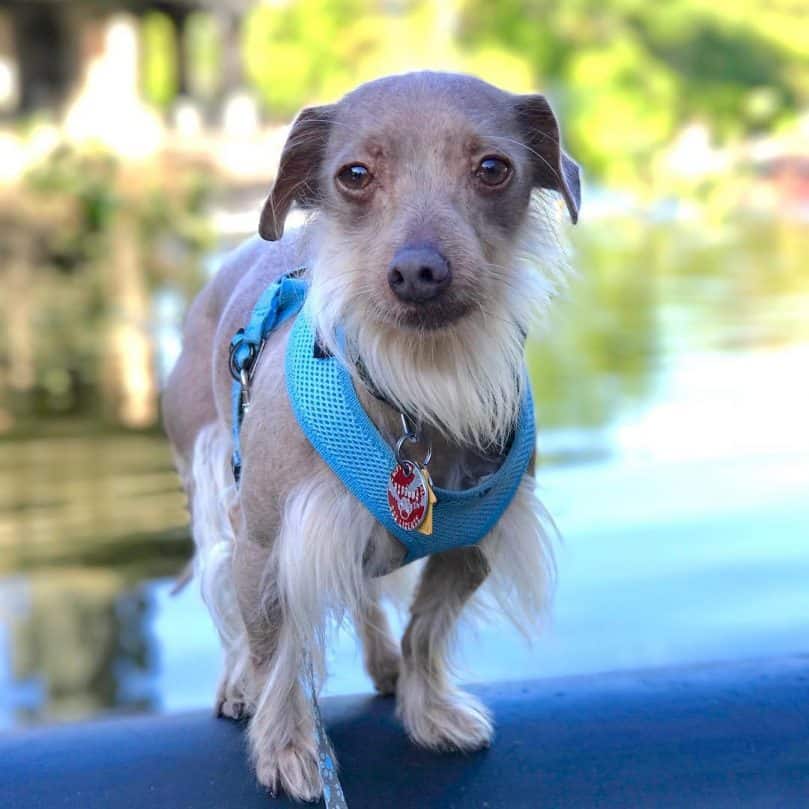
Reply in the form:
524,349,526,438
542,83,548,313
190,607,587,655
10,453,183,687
229,271,308,482
286,304,536,563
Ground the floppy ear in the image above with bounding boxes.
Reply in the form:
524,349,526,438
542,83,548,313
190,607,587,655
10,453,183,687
514,94,581,224
259,104,336,241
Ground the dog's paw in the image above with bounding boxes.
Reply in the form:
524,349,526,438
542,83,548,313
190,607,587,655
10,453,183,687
367,647,401,696
216,695,247,721
398,682,493,752
215,679,252,721
255,743,323,803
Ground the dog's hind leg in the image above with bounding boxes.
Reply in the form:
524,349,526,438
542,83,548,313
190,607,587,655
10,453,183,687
354,581,401,696
397,546,494,752
189,424,252,719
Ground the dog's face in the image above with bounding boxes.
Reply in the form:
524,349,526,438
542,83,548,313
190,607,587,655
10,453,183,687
259,72,579,333
259,72,579,448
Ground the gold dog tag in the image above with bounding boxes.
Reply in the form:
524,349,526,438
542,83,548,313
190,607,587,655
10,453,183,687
416,466,437,536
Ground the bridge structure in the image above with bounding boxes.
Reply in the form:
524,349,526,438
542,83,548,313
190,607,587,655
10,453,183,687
1,655,807,808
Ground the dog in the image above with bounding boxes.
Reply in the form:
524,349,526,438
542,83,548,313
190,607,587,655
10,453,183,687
162,71,579,802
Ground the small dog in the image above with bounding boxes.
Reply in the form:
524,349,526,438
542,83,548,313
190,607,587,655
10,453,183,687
162,71,579,802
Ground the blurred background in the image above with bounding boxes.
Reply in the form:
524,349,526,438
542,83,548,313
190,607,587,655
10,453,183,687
0,0,807,729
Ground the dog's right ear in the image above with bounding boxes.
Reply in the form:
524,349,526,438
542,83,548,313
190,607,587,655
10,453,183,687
259,105,336,241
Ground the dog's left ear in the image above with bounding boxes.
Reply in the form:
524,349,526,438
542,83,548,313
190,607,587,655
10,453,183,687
514,94,580,224
259,104,336,241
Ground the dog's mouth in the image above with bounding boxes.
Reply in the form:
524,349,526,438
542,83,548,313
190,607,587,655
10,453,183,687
391,297,475,331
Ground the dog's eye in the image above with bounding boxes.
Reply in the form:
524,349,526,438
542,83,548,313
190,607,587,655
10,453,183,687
475,156,511,188
336,163,373,191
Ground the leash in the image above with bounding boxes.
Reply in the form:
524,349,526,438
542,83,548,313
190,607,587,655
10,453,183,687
303,651,348,809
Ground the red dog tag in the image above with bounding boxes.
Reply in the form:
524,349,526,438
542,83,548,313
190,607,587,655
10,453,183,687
387,461,428,531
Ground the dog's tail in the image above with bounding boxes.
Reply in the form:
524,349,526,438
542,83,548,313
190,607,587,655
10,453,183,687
190,423,244,650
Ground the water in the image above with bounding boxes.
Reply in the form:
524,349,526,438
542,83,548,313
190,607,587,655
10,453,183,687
1,217,807,730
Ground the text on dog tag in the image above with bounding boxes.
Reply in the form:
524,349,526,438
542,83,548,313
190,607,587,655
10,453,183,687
387,461,429,531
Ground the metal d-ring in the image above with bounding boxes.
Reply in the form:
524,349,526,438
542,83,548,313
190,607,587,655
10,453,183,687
228,334,255,383
230,336,267,418
395,412,432,467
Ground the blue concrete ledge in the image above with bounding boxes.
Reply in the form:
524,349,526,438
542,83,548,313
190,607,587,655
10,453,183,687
1,655,807,808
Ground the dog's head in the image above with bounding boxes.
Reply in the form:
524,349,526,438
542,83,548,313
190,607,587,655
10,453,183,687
259,72,580,448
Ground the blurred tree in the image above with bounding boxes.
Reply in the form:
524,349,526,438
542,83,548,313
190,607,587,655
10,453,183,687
0,214,37,415
457,0,807,184
243,0,369,117
185,10,222,102
131,0,805,185
141,11,179,109
0,147,213,430
243,0,474,116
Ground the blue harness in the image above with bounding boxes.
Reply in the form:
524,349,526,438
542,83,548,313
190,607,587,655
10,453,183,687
229,272,536,564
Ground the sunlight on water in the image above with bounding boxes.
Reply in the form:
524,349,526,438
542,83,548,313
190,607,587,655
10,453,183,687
1,218,808,728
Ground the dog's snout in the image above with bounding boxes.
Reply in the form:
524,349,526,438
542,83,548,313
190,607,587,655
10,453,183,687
387,247,451,303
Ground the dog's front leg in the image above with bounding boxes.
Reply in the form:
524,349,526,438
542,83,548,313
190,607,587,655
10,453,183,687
231,537,321,802
397,546,493,751
354,581,401,696
247,614,322,801
237,468,379,801
238,568,323,801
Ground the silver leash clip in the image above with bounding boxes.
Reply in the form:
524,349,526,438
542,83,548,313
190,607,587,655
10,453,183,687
238,368,251,412
230,335,266,418
395,412,432,467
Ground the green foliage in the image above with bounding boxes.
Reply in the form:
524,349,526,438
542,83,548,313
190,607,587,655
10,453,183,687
25,148,120,269
130,1,804,183
185,12,222,100
233,0,805,181
243,0,471,117
243,0,371,117
564,38,678,183
457,0,806,183
8,147,214,422
142,12,178,109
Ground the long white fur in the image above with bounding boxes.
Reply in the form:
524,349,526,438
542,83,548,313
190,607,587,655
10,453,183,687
271,468,385,681
189,424,251,709
477,476,557,639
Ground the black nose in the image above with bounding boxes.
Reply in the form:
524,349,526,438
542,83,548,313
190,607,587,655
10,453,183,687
387,246,451,303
